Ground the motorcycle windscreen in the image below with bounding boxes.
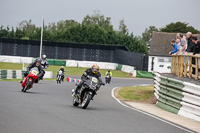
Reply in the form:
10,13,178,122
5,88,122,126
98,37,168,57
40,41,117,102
30,67,39,75
90,77,98,89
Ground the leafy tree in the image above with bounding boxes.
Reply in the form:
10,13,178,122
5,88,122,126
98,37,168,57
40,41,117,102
142,26,158,48
119,19,128,34
0,26,9,38
82,10,113,31
17,19,36,39
160,22,200,34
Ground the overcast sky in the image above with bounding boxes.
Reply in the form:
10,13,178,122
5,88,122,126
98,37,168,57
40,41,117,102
0,0,200,36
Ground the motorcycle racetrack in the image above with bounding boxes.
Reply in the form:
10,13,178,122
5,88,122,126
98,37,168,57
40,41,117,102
0,78,194,133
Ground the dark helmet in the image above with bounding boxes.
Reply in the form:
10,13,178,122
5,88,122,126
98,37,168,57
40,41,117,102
35,57,42,63
108,70,110,72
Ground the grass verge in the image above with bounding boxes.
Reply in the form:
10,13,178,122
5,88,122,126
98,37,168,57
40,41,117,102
116,85,155,103
0,62,131,78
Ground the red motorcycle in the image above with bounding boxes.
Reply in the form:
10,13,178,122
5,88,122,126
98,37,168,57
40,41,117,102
21,67,38,92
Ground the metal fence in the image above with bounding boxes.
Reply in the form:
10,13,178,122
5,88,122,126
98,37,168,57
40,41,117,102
0,38,148,71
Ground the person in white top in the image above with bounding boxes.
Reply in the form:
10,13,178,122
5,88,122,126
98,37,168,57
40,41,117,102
177,33,187,53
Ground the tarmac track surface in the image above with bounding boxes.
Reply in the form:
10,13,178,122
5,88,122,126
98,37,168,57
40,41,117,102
0,78,195,133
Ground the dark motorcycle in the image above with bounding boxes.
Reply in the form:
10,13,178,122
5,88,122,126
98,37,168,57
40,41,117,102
72,76,105,109
57,70,63,84
105,74,111,84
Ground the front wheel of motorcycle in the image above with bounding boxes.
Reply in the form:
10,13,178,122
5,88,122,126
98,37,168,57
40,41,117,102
81,93,92,109
72,97,79,107
23,80,30,92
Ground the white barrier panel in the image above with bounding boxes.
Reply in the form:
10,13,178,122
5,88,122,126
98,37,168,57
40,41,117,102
132,70,136,77
16,70,23,79
7,70,13,79
0,55,33,64
66,60,118,70
121,65,134,73
43,71,53,78
66,60,78,67
183,82,200,97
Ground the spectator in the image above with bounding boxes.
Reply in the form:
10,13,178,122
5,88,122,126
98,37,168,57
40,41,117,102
192,36,200,55
176,33,180,39
178,33,187,53
186,32,194,52
169,39,177,55
176,39,181,55
191,36,200,75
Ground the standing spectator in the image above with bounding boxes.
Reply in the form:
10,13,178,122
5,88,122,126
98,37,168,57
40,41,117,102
176,33,180,39
176,39,181,55
178,33,187,53
191,36,200,75
192,36,200,55
186,32,194,52
169,39,177,55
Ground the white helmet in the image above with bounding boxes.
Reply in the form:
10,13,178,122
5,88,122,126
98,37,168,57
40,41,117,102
42,55,46,59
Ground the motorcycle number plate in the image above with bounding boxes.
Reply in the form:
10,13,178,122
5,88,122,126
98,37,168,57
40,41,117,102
92,77,98,83
31,70,38,75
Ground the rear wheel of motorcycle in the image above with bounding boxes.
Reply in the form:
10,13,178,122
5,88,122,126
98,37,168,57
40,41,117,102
72,97,79,106
81,94,92,109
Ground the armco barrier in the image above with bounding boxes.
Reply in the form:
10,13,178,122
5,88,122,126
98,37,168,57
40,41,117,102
1,55,152,78
0,69,53,79
154,72,200,122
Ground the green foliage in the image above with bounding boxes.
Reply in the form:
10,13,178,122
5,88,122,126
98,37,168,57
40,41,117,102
118,85,154,101
160,22,200,34
142,26,158,48
0,11,150,54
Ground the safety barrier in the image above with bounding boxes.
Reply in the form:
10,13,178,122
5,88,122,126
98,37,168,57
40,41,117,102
136,70,153,78
154,72,200,122
0,55,33,64
65,60,118,70
0,70,25,79
0,55,152,78
0,69,53,79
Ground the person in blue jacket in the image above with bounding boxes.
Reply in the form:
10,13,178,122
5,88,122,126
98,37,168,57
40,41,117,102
169,39,177,55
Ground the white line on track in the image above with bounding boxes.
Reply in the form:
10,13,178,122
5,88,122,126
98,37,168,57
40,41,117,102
111,87,195,133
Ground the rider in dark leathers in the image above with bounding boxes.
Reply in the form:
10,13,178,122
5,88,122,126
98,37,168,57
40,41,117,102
72,64,104,97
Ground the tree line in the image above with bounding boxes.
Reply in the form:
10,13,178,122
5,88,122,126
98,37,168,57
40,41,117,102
1,11,200,54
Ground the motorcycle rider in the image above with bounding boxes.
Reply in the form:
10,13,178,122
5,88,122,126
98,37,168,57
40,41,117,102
105,70,112,77
72,64,104,97
41,55,48,80
20,58,44,83
57,66,65,81
105,69,112,84
41,55,49,69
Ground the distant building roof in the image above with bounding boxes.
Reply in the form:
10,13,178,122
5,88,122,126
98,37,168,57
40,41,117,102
149,32,200,57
